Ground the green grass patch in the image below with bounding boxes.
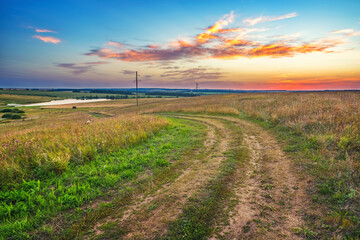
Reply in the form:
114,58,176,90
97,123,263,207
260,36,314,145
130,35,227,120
0,94,55,106
0,118,202,239
60,117,207,239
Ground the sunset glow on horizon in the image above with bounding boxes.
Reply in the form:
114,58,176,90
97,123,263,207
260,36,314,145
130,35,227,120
1,0,359,90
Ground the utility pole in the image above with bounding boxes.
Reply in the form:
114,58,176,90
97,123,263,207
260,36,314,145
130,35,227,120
195,82,199,95
136,71,138,106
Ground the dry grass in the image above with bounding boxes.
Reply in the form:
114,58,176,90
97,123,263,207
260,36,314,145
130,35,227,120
0,114,168,186
130,91,359,238
140,92,359,149
1,92,359,238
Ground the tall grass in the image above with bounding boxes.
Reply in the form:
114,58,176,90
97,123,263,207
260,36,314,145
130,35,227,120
0,114,168,187
137,91,359,238
0,118,196,239
143,92,359,153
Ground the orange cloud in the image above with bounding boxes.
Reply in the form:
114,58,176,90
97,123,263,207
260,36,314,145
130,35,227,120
87,39,342,61
247,42,333,57
207,11,234,34
196,11,237,43
86,12,343,62
33,35,61,44
243,12,297,26
223,38,255,47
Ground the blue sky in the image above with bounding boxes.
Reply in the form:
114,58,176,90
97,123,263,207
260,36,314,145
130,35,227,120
1,0,360,89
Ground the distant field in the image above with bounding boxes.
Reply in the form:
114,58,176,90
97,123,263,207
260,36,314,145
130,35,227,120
0,90,130,99
0,94,55,106
0,89,191,103
0,92,359,239
43,98,175,109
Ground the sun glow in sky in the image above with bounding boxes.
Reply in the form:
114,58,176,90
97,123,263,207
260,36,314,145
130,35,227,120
0,0,359,90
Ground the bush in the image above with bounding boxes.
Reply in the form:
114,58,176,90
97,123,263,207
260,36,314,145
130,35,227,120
11,115,21,119
1,114,21,119
0,108,25,113
13,109,25,113
2,113,13,119
72,106,77,109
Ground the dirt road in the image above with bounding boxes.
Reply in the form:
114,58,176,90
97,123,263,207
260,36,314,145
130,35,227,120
84,114,309,239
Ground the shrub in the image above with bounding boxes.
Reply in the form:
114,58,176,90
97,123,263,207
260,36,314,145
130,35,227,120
0,108,24,113
2,113,12,118
1,114,21,119
11,114,21,119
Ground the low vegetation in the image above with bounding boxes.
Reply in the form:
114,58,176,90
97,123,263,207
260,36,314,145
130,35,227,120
0,108,25,120
0,91,358,239
138,91,360,238
0,118,200,239
0,94,54,106
0,108,25,113
0,114,168,187
1,113,22,119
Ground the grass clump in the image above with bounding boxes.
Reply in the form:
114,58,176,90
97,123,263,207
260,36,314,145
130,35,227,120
0,114,168,187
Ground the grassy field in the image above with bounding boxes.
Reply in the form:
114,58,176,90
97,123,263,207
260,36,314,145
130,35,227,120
0,92,359,239
0,94,55,106
0,90,127,99
107,91,360,238
0,90,185,104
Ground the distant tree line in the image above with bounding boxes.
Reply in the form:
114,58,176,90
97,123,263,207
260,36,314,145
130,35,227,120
145,92,197,97
76,95,129,100
89,90,133,95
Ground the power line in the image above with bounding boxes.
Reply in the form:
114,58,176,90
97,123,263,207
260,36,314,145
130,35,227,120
136,71,139,106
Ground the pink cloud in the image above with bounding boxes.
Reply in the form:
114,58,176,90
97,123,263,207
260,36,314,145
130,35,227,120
33,35,61,44
35,29,56,33
331,28,360,36
106,41,124,47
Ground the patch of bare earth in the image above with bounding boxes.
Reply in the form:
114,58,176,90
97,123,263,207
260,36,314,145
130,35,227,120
210,116,310,240
90,116,232,239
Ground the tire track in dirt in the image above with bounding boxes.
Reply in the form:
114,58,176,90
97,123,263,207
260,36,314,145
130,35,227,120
91,115,232,239
208,116,309,240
